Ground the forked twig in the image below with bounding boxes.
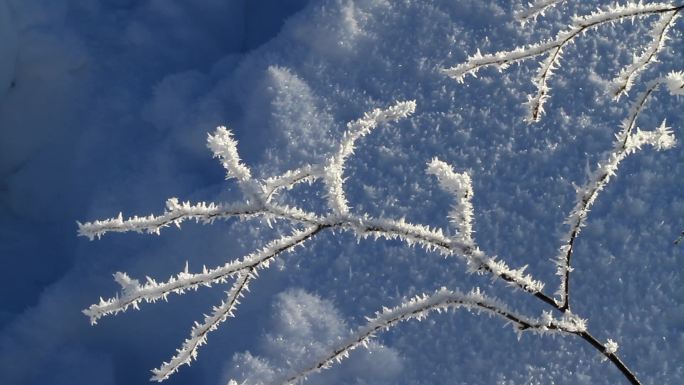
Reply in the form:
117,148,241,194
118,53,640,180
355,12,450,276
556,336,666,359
444,2,683,122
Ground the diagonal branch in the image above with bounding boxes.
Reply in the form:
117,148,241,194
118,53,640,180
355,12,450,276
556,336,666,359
610,9,681,99
342,216,548,297
555,79,676,310
576,331,642,385
207,126,261,200
151,268,254,382
262,164,322,202
83,225,324,324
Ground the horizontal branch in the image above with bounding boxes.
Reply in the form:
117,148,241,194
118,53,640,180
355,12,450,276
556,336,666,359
77,199,323,241
78,199,259,240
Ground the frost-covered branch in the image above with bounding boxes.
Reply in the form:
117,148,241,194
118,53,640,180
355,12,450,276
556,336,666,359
444,2,684,122
324,100,416,215
609,10,680,98
426,158,475,246
83,225,323,324
78,199,259,240
208,126,261,200
151,269,253,382
555,76,677,310
276,287,586,385
262,164,322,202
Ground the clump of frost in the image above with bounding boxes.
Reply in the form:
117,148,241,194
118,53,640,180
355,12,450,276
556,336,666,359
664,71,684,96
604,339,619,355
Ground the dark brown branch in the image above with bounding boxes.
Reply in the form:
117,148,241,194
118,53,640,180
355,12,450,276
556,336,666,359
574,330,642,385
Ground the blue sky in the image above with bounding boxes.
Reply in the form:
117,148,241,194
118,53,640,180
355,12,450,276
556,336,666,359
1,1,683,384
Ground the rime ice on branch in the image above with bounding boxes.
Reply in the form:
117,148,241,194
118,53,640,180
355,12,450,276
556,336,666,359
426,158,475,246
444,2,684,122
554,75,677,311
79,98,552,381
80,100,550,381
278,287,586,385
80,4,684,381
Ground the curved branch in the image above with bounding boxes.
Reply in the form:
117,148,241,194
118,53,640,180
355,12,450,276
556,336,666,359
269,289,642,385
276,287,585,385
324,100,416,215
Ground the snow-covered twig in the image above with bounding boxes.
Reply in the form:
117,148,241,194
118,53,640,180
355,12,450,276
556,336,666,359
555,77,677,310
151,269,253,381
78,199,259,240
83,225,323,325
426,158,475,246
324,100,416,215
262,164,322,202
444,2,684,122
609,10,680,98
208,126,260,200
